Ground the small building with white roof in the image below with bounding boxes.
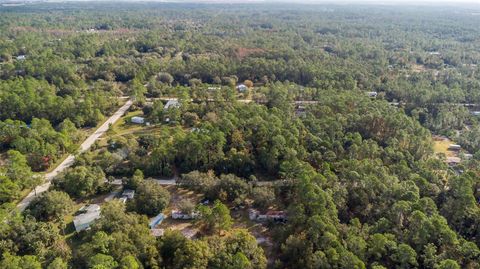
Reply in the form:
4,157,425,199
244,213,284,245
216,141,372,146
73,204,101,232
164,99,181,111
131,116,145,124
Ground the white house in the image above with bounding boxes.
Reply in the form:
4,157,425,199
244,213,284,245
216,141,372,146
16,55,26,61
131,116,145,124
73,204,101,232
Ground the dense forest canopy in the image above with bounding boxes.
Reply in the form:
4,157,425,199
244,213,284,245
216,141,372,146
0,2,479,269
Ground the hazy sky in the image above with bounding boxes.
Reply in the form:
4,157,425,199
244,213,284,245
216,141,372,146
141,0,480,4
31,0,480,2
152,0,480,3
248,0,480,3
24,0,480,5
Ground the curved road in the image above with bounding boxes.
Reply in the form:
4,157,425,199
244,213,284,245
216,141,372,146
17,99,133,211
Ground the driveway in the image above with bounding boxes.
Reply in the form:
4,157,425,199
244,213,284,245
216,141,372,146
16,99,133,211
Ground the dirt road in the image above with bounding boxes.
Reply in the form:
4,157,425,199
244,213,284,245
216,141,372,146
16,99,133,211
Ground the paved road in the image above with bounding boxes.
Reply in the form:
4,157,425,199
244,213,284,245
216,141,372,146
17,99,133,211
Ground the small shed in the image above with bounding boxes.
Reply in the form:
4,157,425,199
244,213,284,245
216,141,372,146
448,144,462,151
149,213,165,229
366,91,378,98
151,228,165,237
131,116,145,124
446,156,461,166
236,84,248,92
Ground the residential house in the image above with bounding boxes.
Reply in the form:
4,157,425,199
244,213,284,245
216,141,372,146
266,211,287,222
249,208,286,222
73,204,101,232
171,210,199,220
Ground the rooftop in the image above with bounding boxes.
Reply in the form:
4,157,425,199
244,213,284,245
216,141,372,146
164,99,180,110
79,204,100,213
149,213,165,229
446,156,461,164
151,228,164,237
74,210,101,227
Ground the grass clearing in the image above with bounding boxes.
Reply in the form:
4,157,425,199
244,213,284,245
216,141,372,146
433,137,456,157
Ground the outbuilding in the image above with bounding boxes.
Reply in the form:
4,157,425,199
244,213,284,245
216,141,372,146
131,116,145,124
236,84,248,92
149,213,165,229
151,228,165,237
366,91,378,98
446,156,461,166
448,144,462,151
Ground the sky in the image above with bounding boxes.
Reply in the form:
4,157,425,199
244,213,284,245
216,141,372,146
136,0,480,2
7,0,480,5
